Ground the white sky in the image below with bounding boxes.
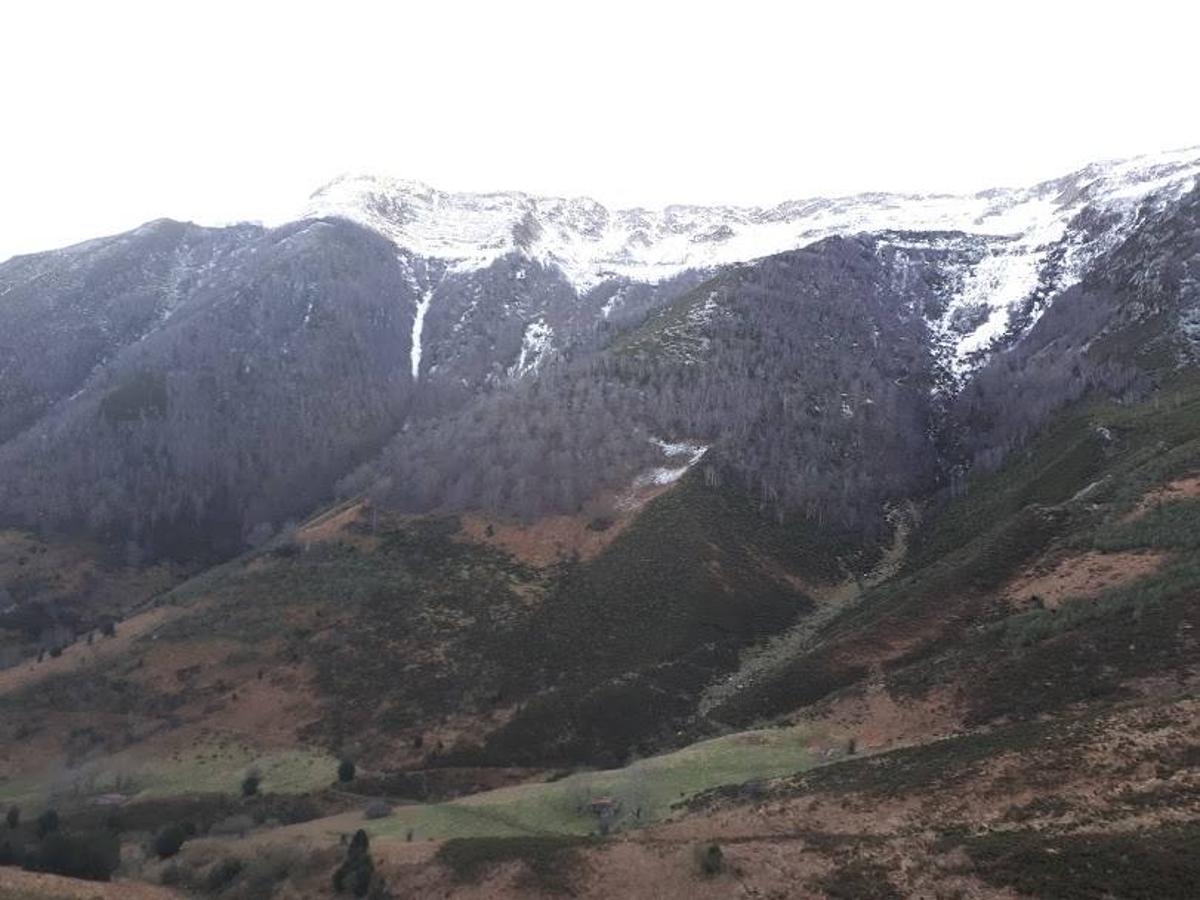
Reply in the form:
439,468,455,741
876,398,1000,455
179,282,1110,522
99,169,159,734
2,0,1198,262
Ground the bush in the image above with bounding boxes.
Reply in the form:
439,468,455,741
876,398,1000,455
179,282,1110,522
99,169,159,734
204,856,245,892
249,793,323,826
158,862,188,889
962,822,1200,899
209,814,255,837
25,830,121,882
435,836,592,894
0,835,24,866
693,841,724,877
813,860,901,899
36,809,59,837
241,771,261,797
338,758,357,783
333,829,375,897
363,800,392,820
154,823,189,859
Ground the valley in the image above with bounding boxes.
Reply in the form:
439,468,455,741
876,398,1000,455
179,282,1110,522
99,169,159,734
2,147,1199,897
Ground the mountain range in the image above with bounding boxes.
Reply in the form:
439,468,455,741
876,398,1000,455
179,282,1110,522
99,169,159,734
2,146,1200,898
2,147,1197,558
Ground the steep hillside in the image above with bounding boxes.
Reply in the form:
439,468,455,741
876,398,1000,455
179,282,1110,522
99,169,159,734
4,150,1200,898
348,234,950,530
0,218,421,560
290,352,1200,899
0,472,874,797
2,148,1197,572
6,370,1195,898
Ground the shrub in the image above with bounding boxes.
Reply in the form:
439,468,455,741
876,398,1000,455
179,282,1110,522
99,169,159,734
0,835,24,866
209,814,255,837
363,800,392,820
962,822,1200,899
333,829,375,897
271,541,302,559
154,823,189,859
204,856,245,892
25,830,120,882
693,841,724,877
239,844,304,897
36,809,59,837
158,862,188,888
338,758,357,783
241,770,261,797
251,794,323,826
813,860,901,899
435,836,591,894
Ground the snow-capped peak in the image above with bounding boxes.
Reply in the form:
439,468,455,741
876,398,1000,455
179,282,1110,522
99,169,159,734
304,149,1200,377
304,147,1200,296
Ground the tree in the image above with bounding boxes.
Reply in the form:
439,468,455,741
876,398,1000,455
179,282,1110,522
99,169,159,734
153,823,188,859
36,809,59,837
693,841,724,877
333,829,376,897
26,831,120,882
338,758,357,783
241,771,261,797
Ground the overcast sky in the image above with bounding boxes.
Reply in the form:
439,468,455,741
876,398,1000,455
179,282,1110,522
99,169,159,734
2,0,1198,261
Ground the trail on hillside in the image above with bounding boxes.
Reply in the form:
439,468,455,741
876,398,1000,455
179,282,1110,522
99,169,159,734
699,502,915,715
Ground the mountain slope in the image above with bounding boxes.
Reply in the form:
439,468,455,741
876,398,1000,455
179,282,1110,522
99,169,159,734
0,218,421,559
309,147,1200,368
4,152,1200,899
0,148,1195,564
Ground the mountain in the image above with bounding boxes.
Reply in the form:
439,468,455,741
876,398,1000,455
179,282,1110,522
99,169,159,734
3,147,1200,898
308,146,1200,372
1,148,1197,562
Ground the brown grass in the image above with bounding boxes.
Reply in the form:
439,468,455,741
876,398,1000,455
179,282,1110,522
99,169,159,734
0,869,182,900
0,605,179,698
1125,473,1200,521
1002,550,1168,610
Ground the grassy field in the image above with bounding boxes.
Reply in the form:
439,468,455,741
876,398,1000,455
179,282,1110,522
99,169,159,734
299,723,825,843
0,744,336,811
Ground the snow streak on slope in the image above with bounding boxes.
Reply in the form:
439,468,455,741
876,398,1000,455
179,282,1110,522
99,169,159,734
508,319,553,378
306,148,1200,297
634,439,709,488
410,287,434,380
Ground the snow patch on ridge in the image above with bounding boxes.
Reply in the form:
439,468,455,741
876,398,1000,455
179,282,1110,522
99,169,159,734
634,438,709,487
509,319,553,378
302,148,1200,379
304,147,1200,299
